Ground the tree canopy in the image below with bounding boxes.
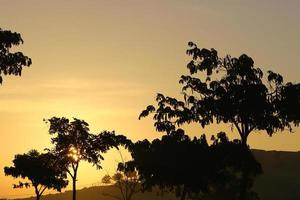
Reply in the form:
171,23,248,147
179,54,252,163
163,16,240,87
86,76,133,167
140,42,300,145
126,130,261,200
0,28,32,84
126,129,210,200
101,168,140,200
45,117,131,200
4,150,68,200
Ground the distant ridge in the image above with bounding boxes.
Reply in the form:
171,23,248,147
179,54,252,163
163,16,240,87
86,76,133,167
7,149,300,200
11,185,176,200
252,149,300,200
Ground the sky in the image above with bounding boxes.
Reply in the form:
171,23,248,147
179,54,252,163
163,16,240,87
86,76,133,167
0,0,299,198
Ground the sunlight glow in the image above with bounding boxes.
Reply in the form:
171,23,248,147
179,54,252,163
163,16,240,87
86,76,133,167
68,146,82,162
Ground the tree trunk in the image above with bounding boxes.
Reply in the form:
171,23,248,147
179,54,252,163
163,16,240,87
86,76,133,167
241,133,248,147
72,162,79,200
34,185,40,200
240,143,250,200
73,176,77,200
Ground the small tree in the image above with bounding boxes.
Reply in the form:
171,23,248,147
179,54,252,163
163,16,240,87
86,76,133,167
101,168,140,200
4,150,68,200
0,28,32,84
139,42,299,146
45,117,130,200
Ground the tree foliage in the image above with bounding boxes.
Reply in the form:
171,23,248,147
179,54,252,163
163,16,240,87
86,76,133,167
140,42,300,145
126,130,261,200
102,168,140,200
4,150,68,200
0,28,32,84
208,133,262,200
45,117,131,200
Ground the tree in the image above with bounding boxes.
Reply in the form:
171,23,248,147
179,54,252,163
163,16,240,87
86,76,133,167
101,168,140,200
101,149,140,200
126,129,212,200
139,42,299,146
126,130,261,200
4,150,68,200
208,132,262,200
45,117,130,200
0,28,32,84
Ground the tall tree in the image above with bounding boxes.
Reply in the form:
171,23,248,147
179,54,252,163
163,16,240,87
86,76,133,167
45,117,130,200
139,42,299,146
4,150,68,200
0,28,32,84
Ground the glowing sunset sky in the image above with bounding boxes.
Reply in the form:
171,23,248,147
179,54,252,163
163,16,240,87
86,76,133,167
0,0,299,198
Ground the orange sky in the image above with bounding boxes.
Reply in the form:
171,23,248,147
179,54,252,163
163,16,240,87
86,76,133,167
1,0,299,198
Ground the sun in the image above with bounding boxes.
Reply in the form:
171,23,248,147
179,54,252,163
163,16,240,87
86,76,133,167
68,146,81,162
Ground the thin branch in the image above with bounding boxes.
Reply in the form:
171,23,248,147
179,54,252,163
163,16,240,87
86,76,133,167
233,121,243,136
66,168,74,179
117,181,126,200
248,125,255,136
40,186,47,196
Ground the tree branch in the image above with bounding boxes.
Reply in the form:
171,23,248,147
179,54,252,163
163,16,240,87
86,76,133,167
233,121,243,136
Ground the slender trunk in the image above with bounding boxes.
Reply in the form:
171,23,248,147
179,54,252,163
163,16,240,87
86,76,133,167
241,135,247,147
73,175,77,200
71,161,79,200
34,186,41,200
234,122,248,147
240,134,249,200
236,123,252,199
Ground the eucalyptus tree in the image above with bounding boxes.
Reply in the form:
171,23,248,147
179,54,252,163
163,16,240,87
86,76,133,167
0,28,32,84
45,117,130,200
4,150,68,200
140,42,299,146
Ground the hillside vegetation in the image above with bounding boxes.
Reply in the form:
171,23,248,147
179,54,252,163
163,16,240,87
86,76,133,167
11,149,300,200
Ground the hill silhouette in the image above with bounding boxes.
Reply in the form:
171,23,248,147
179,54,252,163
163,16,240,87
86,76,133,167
10,186,176,200
8,149,300,200
253,149,300,200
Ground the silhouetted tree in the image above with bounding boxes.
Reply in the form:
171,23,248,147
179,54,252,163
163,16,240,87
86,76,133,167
101,167,140,200
126,131,261,200
139,42,299,146
4,150,68,200
126,129,212,200
208,132,262,200
102,149,140,200
45,117,130,200
0,28,32,84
